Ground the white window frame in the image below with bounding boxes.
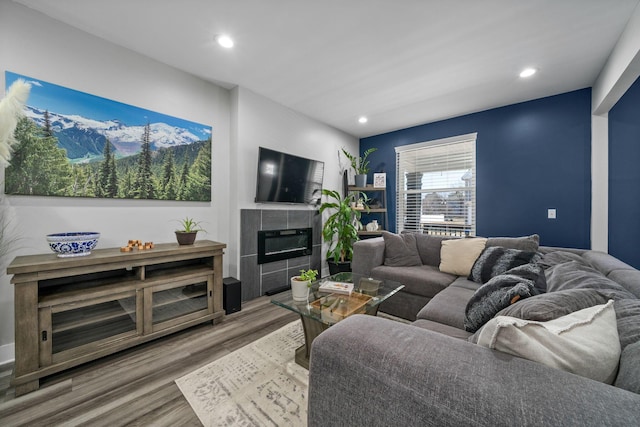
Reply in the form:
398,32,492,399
395,133,477,236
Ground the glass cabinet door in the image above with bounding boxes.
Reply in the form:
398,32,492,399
40,290,139,365
146,275,213,333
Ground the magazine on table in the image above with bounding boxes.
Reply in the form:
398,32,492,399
318,280,354,295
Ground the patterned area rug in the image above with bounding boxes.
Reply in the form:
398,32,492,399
175,320,308,426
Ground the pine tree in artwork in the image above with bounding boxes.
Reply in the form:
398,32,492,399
133,123,155,199
43,110,54,138
160,149,177,200
96,139,114,198
5,117,72,196
177,159,189,200
185,140,211,201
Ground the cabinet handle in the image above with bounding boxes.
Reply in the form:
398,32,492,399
209,290,212,297
41,331,48,342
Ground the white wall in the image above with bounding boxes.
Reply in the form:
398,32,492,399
0,1,231,363
0,1,358,364
228,86,358,278
590,2,640,251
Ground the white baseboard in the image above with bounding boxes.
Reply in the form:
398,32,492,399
0,342,15,365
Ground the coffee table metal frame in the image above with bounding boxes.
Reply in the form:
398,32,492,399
270,272,404,369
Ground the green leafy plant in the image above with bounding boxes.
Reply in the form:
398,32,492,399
319,189,365,264
176,216,206,233
341,147,378,175
296,268,318,285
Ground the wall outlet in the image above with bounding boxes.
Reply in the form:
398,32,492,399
548,208,557,219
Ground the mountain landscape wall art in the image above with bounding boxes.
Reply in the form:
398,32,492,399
4,71,212,201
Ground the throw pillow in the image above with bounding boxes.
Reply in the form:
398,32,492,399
614,340,640,394
381,231,422,267
468,246,542,284
439,237,487,276
486,234,540,252
477,300,621,384
464,263,542,333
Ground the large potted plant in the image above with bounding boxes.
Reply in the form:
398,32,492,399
319,188,365,275
342,147,377,188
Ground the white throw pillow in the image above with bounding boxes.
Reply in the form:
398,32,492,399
439,237,487,276
477,300,620,384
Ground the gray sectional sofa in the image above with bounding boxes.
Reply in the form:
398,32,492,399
308,233,640,426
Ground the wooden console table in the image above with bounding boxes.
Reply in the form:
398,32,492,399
7,240,226,396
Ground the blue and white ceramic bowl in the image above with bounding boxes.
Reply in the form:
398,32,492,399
46,232,101,257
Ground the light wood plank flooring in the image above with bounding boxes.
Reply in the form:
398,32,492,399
0,296,298,427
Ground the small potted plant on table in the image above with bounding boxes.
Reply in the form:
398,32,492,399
290,268,318,301
175,217,205,245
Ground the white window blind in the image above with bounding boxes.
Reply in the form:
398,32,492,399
395,133,476,236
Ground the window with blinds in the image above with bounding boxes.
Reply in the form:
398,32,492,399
395,133,476,236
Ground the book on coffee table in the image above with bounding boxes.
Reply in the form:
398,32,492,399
318,280,354,295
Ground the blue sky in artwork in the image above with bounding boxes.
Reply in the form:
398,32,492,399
5,71,212,140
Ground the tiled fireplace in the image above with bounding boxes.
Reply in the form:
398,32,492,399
240,209,321,301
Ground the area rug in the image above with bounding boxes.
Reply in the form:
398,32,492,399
175,320,308,427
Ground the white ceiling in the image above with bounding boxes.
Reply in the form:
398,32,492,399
12,0,640,138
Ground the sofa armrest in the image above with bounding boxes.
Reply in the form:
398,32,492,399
308,315,640,427
352,237,385,277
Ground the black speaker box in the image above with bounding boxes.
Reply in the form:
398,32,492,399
223,277,242,315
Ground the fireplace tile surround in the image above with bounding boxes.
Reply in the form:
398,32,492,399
240,209,321,301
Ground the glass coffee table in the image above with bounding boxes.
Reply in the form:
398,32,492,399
271,272,404,369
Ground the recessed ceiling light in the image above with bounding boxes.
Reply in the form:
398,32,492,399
358,116,368,124
519,68,537,78
216,34,234,48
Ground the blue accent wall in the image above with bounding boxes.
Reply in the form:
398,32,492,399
609,76,640,268
361,89,592,248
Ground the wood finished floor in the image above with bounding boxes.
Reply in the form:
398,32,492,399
0,296,298,427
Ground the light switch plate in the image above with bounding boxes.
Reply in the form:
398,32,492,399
548,208,557,219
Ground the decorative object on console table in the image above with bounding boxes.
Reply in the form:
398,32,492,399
290,269,318,301
46,232,100,257
320,189,365,275
341,147,377,188
175,216,206,245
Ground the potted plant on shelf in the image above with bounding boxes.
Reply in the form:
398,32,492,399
341,147,377,188
320,188,366,275
175,216,206,245
290,268,318,301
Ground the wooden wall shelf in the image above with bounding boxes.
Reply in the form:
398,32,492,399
8,239,226,396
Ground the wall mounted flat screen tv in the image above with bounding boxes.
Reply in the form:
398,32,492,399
255,147,324,204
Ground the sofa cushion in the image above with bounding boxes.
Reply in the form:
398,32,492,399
412,318,473,340
439,237,487,276
414,234,454,267
486,234,539,252
495,289,610,322
614,299,640,351
468,246,541,284
615,340,640,394
370,264,456,298
477,300,621,384
583,251,634,276
545,261,636,300
464,264,542,333
417,278,479,329
538,250,591,270
382,231,422,267
608,270,640,299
